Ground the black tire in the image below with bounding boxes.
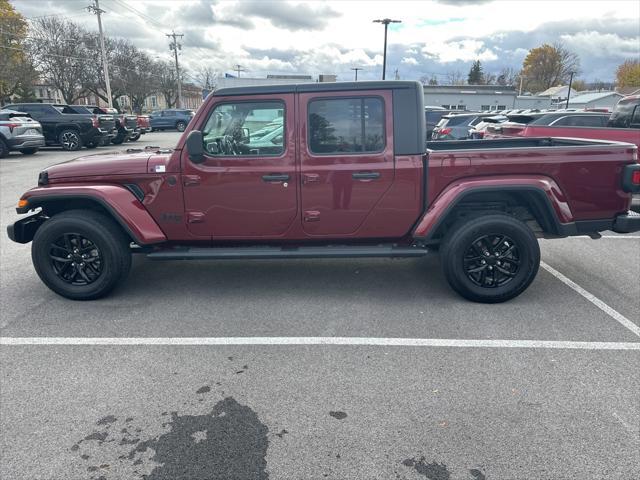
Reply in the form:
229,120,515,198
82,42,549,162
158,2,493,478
31,210,132,300
59,129,83,151
176,121,186,132
20,148,39,155
128,131,141,141
0,138,9,158
85,141,98,149
111,132,126,145
440,214,540,303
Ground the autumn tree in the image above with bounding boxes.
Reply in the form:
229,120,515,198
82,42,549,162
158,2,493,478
571,79,587,91
467,60,484,84
520,43,580,94
0,0,38,105
28,17,92,103
616,60,640,88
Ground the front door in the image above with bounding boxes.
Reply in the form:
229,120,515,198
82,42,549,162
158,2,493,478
298,91,394,236
182,95,297,238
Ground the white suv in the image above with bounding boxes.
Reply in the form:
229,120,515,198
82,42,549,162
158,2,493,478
0,109,46,158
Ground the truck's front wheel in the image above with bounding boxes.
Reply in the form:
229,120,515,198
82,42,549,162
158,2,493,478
31,211,132,300
440,214,540,303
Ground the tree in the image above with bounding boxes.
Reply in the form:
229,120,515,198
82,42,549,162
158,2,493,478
571,79,587,91
445,70,464,85
0,0,38,105
467,60,484,85
193,66,219,91
82,36,132,108
520,43,580,94
496,67,518,86
154,60,180,108
28,17,91,103
419,75,438,86
122,51,158,114
616,60,640,88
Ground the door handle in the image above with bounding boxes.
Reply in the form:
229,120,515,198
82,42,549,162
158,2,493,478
352,172,380,180
183,175,201,186
262,174,290,182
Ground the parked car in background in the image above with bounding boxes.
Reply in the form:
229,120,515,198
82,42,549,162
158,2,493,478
136,115,150,137
608,95,640,128
0,109,46,158
484,112,610,138
149,109,194,132
469,115,508,139
70,105,138,144
431,113,495,140
425,107,458,140
3,103,115,151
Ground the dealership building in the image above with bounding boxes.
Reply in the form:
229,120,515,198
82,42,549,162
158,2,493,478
422,85,552,111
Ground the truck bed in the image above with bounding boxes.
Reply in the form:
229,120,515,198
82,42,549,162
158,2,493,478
426,137,637,151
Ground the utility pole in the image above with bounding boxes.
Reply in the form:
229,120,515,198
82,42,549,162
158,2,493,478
233,64,246,77
351,67,362,81
518,75,524,96
87,0,112,108
166,31,184,108
373,18,401,80
565,71,575,109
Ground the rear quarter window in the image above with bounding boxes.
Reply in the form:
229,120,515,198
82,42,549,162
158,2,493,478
440,115,472,127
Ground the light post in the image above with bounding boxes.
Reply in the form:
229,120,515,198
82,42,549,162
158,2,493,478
351,67,362,81
565,71,575,109
373,18,401,80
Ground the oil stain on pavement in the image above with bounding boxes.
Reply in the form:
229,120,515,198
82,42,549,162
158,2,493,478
400,456,487,480
74,396,270,480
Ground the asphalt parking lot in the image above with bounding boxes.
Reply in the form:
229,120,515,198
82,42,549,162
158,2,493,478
1,132,638,480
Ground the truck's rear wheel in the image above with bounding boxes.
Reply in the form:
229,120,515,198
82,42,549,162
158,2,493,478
440,214,540,303
31,210,132,300
59,129,82,151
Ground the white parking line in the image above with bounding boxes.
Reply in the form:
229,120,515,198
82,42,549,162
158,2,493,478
540,261,640,338
0,337,638,349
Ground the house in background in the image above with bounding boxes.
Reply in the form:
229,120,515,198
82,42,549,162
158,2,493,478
567,91,625,111
536,85,578,107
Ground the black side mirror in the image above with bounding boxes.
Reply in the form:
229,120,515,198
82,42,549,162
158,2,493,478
186,130,205,164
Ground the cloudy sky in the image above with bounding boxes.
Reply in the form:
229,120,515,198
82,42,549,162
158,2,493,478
11,0,640,83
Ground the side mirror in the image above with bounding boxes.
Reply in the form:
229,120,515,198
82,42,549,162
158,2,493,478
186,130,205,164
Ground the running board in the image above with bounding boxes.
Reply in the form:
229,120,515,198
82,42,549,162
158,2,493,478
146,245,430,260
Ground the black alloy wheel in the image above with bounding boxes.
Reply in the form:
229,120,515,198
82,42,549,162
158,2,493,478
59,130,82,151
49,233,103,286
176,121,186,132
463,234,520,288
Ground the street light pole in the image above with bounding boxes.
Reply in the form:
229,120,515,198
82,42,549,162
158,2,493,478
565,71,575,109
351,67,362,81
373,18,401,80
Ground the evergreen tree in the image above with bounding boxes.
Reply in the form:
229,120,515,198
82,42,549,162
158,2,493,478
467,60,484,85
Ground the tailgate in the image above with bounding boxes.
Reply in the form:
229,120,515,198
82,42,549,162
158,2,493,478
98,115,116,131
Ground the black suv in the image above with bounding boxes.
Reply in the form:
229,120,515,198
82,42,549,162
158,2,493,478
608,95,640,128
4,103,116,151
70,105,138,144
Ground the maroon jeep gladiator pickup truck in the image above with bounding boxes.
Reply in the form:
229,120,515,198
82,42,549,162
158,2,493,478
7,81,640,302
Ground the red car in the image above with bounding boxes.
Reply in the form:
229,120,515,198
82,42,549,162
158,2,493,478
7,81,640,302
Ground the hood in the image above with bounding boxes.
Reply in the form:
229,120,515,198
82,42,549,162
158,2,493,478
45,150,154,180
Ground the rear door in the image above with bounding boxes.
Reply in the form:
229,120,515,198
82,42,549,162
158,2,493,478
182,94,297,238
298,91,394,236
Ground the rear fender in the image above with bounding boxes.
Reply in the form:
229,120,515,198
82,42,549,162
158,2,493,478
17,184,167,245
413,175,573,239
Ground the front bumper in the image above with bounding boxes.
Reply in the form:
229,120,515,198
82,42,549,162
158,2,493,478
612,210,640,233
7,214,46,244
8,135,46,150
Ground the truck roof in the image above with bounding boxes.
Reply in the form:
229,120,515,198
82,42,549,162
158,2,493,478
213,80,422,97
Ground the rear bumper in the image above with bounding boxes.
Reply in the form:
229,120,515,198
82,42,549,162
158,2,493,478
7,214,46,244
612,210,640,233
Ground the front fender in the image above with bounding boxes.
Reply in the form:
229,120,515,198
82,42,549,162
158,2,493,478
412,175,573,239
16,184,167,245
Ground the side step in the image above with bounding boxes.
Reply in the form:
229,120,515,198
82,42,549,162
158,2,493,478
146,245,430,261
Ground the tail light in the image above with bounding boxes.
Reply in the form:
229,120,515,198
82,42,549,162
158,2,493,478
439,127,452,135
91,116,100,128
6,123,21,132
632,170,640,185
622,164,640,193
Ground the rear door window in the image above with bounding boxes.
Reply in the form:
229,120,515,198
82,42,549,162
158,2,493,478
307,97,385,154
